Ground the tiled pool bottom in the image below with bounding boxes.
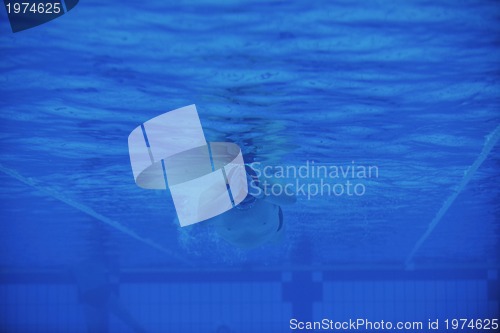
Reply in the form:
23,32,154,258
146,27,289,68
1,270,498,333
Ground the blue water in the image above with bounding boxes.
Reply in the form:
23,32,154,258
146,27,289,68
0,0,499,332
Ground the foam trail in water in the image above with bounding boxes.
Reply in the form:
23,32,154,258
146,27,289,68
405,125,500,269
0,163,190,265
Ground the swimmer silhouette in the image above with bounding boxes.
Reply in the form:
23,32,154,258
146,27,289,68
129,105,295,246
210,165,295,248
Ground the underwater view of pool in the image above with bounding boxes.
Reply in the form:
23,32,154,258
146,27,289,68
0,0,498,332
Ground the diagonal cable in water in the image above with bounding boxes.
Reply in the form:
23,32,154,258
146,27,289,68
0,163,190,265
405,125,500,269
